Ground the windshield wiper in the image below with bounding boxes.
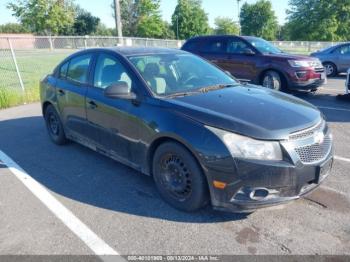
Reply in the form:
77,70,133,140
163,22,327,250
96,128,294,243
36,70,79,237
163,84,238,98
164,90,201,98
197,83,237,93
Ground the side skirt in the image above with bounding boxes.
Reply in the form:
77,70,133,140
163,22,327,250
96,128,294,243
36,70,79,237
66,130,150,176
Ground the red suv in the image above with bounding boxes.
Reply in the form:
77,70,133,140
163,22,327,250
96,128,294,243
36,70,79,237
182,35,326,92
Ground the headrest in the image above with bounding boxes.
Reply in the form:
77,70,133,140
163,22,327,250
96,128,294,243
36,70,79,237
143,63,160,77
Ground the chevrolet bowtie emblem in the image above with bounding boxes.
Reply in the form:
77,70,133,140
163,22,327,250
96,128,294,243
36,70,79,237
314,131,325,144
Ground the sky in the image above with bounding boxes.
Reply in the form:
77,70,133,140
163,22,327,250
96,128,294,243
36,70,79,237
0,0,289,28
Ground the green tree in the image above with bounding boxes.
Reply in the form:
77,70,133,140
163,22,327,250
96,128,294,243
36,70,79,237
73,10,100,35
240,0,278,40
7,0,76,35
163,21,176,39
0,23,30,33
285,0,350,41
93,24,115,36
136,0,167,38
112,0,169,38
115,0,138,36
171,0,209,39
214,17,239,35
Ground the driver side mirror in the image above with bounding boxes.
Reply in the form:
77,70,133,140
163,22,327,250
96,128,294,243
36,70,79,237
104,82,137,100
242,48,255,56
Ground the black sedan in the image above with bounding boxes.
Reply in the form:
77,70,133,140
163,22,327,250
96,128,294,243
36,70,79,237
40,47,334,213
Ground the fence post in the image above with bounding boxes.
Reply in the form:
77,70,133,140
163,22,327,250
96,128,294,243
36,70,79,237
49,35,54,51
84,35,88,49
7,38,25,93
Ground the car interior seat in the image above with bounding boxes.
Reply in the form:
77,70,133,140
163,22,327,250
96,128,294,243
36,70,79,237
100,64,123,89
142,63,167,95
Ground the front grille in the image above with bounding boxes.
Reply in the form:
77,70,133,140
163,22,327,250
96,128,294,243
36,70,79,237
287,120,333,164
314,67,325,73
294,134,332,164
289,121,325,140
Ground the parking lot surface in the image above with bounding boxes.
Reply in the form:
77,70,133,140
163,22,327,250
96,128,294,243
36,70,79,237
0,77,350,256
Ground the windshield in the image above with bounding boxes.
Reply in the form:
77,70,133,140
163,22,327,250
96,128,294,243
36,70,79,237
128,53,237,97
245,37,283,54
318,45,336,53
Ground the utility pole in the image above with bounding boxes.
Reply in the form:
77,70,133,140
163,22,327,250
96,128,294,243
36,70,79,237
114,0,123,38
237,0,241,35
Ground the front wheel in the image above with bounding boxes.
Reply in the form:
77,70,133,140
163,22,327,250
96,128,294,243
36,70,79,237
152,142,209,212
262,71,283,91
323,62,337,77
44,105,68,145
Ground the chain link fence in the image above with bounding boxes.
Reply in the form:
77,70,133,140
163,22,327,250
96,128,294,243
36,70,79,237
0,35,343,109
0,36,183,109
271,41,343,54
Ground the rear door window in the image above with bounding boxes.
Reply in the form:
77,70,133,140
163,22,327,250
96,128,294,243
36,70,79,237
227,39,250,54
335,45,350,55
183,41,199,52
67,54,92,84
59,61,69,79
201,39,226,53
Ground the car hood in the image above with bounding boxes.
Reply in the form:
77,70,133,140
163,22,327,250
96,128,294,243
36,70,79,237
265,52,318,61
163,85,322,140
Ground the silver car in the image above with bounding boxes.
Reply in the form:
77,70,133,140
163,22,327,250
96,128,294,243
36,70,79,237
311,43,350,77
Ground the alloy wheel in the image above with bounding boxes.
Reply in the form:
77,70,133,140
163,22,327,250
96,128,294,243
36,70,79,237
325,64,335,76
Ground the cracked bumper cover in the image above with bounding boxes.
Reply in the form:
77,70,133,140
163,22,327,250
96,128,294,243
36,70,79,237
206,153,334,213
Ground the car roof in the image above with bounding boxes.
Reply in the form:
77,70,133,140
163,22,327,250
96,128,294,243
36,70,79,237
186,35,238,41
185,35,263,42
72,47,186,57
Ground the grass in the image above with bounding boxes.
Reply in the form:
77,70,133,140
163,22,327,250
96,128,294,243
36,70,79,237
0,49,74,109
0,47,313,109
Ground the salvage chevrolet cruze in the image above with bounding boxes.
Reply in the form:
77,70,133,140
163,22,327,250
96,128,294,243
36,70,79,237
40,47,334,212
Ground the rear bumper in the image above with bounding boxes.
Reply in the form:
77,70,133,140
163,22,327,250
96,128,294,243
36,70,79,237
208,154,334,213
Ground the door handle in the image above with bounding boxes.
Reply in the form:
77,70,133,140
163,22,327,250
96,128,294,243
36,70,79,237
88,100,98,109
58,89,65,96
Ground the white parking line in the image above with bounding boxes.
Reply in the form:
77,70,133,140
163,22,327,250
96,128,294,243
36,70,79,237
0,150,119,257
319,88,342,93
318,106,350,112
335,155,350,163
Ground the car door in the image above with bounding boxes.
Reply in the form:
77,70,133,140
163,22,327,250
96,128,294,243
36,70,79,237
85,52,141,163
334,44,350,72
225,38,258,81
55,53,93,138
197,37,229,71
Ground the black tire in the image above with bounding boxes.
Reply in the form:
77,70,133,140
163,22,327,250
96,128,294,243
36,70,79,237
44,105,68,145
262,70,283,91
323,62,337,77
152,142,209,212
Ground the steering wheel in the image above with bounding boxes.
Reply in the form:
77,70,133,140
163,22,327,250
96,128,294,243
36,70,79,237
183,74,200,86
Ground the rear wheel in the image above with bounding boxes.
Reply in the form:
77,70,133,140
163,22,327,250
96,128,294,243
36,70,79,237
44,104,68,145
262,70,283,91
323,62,337,77
152,142,209,212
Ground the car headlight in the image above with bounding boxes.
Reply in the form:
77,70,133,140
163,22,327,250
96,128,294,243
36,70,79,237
207,126,283,161
288,60,312,68
288,59,322,68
